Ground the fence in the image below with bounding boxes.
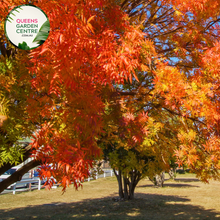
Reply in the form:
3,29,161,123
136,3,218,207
87,169,114,181
3,169,116,194
11,177,41,194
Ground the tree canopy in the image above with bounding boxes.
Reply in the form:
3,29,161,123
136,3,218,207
0,0,220,197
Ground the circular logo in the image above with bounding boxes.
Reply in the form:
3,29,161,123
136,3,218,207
4,5,50,50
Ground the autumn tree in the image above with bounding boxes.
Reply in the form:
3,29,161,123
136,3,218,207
0,0,151,192
0,0,220,201
98,0,220,199
123,0,220,179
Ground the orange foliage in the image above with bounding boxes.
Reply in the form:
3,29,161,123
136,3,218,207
1,0,220,190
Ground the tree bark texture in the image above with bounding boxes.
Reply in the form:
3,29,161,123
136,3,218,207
114,169,141,200
149,171,165,187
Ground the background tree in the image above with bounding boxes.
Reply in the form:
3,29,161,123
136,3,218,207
121,0,220,182
98,0,220,199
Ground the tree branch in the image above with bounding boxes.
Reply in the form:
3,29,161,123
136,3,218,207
0,159,41,193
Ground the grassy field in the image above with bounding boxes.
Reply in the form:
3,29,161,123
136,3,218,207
0,173,220,220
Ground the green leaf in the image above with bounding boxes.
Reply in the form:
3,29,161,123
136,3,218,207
33,32,49,42
7,16,13,23
32,20,50,45
5,6,23,23
14,9,21,13
18,41,31,50
39,20,50,32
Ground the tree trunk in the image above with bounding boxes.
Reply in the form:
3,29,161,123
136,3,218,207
169,168,176,179
149,171,165,187
0,159,40,193
123,175,129,200
114,169,141,200
160,172,165,187
113,169,124,199
128,170,140,199
128,180,135,200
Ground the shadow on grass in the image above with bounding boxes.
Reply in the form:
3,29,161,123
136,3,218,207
173,178,200,182
139,183,199,188
0,193,220,220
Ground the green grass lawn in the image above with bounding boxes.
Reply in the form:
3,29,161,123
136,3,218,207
0,173,220,220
